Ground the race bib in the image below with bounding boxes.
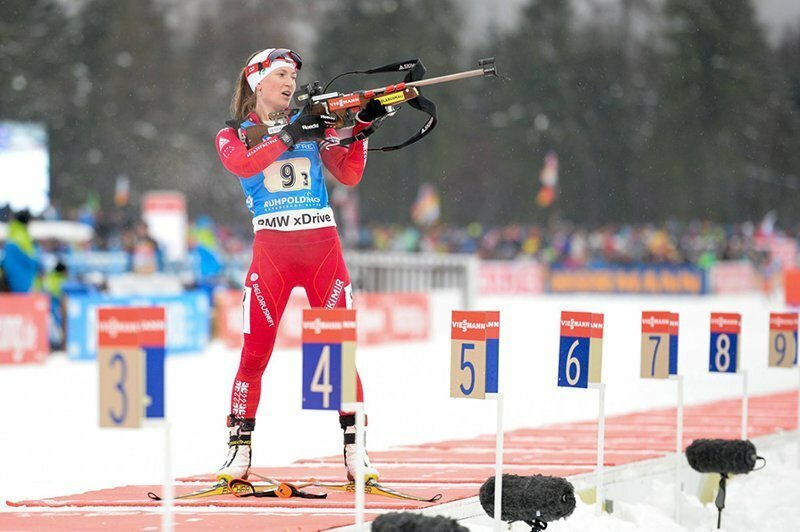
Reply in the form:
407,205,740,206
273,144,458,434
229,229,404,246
263,158,312,193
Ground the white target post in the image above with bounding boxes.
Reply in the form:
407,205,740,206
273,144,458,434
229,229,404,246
98,307,170,530
558,311,605,515
709,313,746,438
766,312,799,464
451,311,503,531
641,311,683,521
302,309,362,527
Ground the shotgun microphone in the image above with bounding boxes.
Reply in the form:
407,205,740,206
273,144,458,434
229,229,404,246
479,474,576,532
371,512,467,531
685,439,765,529
685,439,760,474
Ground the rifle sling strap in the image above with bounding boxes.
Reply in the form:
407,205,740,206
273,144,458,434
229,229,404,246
339,58,437,152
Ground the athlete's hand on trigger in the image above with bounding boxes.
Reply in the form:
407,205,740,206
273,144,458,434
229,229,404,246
278,113,334,147
357,99,388,123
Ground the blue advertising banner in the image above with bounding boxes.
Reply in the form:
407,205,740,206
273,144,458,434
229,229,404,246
67,291,210,359
548,265,707,295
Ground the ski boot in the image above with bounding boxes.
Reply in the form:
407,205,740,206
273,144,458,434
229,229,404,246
217,415,254,482
340,413,380,483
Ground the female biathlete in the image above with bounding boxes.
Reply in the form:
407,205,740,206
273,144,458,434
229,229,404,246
215,48,387,483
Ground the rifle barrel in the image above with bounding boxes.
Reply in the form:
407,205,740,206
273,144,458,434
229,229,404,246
405,68,486,88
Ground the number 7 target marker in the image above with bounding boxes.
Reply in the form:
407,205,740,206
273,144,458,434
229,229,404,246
641,311,683,521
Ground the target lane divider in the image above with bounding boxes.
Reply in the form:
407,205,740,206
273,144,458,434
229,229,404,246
641,311,684,522
301,309,357,411
767,311,800,465
97,306,170,530
709,312,748,440
301,308,365,527
450,310,504,531
558,311,606,516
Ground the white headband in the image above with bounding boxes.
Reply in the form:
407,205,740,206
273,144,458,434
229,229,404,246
245,48,298,92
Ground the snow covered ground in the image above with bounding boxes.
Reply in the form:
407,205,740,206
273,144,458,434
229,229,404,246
1,291,799,531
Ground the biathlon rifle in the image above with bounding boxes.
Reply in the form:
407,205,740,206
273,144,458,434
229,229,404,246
238,57,498,152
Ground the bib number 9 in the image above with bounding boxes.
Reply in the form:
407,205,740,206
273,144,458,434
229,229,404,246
264,158,311,192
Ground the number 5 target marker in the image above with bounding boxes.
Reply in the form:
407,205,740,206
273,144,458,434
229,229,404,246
558,311,605,516
451,311,503,531
709,313,748,439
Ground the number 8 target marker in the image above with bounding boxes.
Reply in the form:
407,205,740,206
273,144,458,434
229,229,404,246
709,313,740,373
301,309,357,411
709,312,749,439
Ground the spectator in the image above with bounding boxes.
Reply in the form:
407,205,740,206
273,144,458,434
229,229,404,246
1,209,40,293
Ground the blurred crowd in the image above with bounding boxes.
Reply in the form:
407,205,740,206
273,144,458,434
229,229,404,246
352,220,785,269
3,203,793,349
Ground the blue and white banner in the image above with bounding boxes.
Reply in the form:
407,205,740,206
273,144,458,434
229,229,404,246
66,291,210,359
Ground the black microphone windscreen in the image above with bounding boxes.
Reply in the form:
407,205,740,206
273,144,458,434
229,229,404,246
685,439,758,474
479,474,576,524
371,512,468,532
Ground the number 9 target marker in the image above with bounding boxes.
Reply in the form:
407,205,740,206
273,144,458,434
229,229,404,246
768,312,798,368
302,309,357,411
709,313,741,373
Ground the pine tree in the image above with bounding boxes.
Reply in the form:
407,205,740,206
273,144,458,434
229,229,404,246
646,0,771,221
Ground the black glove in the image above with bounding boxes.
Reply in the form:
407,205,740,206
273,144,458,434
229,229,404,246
357,99,388,123
277,114,330,148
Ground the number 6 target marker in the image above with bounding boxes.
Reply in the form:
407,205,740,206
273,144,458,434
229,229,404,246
450,310,503,530
558,311,606,516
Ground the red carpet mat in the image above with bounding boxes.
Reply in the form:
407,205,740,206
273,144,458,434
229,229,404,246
6,390,797,531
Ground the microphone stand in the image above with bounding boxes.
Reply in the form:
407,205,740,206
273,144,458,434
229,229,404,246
714,473,728,529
